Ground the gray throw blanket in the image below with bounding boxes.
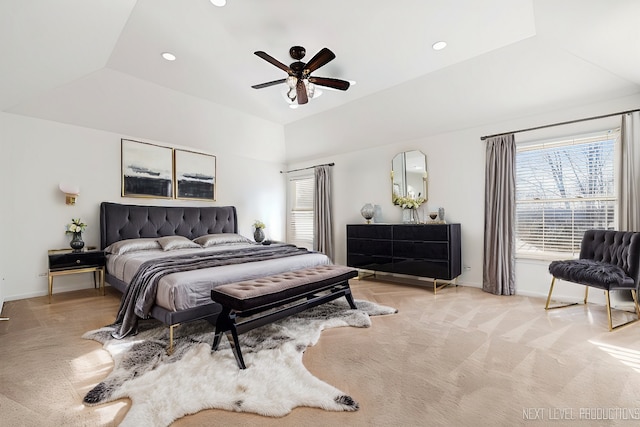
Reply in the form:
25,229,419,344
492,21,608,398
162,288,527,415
111,244,310,339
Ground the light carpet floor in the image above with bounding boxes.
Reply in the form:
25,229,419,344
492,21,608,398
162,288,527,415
2,278,640,426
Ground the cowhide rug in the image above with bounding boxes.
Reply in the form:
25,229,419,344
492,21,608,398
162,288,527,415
82,298,397,427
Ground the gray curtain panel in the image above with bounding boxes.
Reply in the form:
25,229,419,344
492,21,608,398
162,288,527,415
313,165,334,261
619,111,640,231
483,134,516,295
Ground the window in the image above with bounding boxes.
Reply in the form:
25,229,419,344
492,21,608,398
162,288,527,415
515,131,619,258
287,174,314,249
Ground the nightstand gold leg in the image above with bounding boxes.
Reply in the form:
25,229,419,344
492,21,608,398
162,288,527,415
48,274,53,303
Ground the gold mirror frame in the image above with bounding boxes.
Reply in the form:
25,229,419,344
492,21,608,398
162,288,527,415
391,150,427,207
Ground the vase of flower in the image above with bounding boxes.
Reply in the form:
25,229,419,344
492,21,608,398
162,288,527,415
66,218,87,251
253,220,266,243
253,228,265,243
394,194,425,224
402,208,419,224
70,232,85,251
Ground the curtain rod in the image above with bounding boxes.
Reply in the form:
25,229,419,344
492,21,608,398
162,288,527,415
480,108,640,141
280,162,335,174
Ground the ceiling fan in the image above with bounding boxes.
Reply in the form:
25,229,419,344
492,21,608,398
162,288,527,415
251,46,350,105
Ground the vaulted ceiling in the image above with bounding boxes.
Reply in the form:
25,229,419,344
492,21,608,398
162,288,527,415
2,0,639,161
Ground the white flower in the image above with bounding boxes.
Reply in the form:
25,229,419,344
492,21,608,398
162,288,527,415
393,193,425,209
66,218,87,234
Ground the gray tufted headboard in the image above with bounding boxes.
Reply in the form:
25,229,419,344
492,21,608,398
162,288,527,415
100,202,238,249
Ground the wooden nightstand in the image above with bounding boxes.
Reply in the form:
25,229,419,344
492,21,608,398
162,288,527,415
47,247,105,301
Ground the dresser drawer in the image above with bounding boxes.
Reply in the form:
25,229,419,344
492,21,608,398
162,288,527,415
347,224,392,239
347,238,392,257
49,250,105,271
392,259,451,279
347,254,393,272
393,241,448,260
393,224,448,241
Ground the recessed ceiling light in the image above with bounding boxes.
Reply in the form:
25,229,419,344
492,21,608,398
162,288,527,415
161,52,176,61
432,41,447,51
210,0,226,6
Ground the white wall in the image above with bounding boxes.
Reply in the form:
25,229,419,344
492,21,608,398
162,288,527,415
0,111,287,301
286,93,640,303
0,127,7,311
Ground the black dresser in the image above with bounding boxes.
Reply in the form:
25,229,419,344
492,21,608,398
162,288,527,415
346,223,461,291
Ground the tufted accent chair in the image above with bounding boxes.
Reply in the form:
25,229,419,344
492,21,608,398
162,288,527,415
546,229,640,330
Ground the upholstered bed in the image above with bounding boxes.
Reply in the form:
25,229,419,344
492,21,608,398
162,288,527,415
99,202,331,342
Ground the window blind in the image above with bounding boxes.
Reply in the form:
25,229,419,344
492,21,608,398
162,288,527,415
515,132,618,258
288,175,314,249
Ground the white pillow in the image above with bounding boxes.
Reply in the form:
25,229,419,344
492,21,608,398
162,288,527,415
193,233,252,248
157,235,202,251
105,238,161,255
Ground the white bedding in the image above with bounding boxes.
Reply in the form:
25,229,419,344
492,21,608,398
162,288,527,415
106,243,331,312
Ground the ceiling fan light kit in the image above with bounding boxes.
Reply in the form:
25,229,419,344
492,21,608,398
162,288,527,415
252,45,350,105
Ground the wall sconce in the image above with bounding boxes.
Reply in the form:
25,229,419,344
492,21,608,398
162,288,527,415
59,182,80,205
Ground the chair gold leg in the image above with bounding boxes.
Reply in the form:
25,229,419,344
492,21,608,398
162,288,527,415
606,291,613,331
584,287,589,304
545,277,581,310
545,277,555,309
606,290,640,331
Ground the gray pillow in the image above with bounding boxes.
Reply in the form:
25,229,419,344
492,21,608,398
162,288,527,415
157,235,202,251
105,238,161,255
193,233,252,248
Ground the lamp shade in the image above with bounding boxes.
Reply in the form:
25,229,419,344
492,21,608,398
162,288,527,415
59,182,80,205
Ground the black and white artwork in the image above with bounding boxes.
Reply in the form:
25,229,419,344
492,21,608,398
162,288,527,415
174,149,216,201
121,139,173,198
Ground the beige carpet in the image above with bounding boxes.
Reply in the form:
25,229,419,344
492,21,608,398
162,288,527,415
2,279,640,426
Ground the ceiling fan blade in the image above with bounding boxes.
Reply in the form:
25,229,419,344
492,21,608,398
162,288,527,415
308,77,350,91
254,51,293,74
303,48,336,74
251,78,287,89
296,80,308,104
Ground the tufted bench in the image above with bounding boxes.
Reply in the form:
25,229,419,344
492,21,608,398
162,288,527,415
211,264,358,369
546,229,640,330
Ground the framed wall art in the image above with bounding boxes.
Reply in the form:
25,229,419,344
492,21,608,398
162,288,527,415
121,139,174,198
174,149,216,201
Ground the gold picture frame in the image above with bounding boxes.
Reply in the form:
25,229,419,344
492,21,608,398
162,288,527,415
174,149,216,201
121,139,174,199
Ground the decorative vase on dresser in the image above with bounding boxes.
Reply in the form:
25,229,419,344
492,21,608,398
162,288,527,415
346,223,461,293
402,208,419,224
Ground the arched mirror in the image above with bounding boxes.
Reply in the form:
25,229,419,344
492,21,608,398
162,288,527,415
391,150,427,205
